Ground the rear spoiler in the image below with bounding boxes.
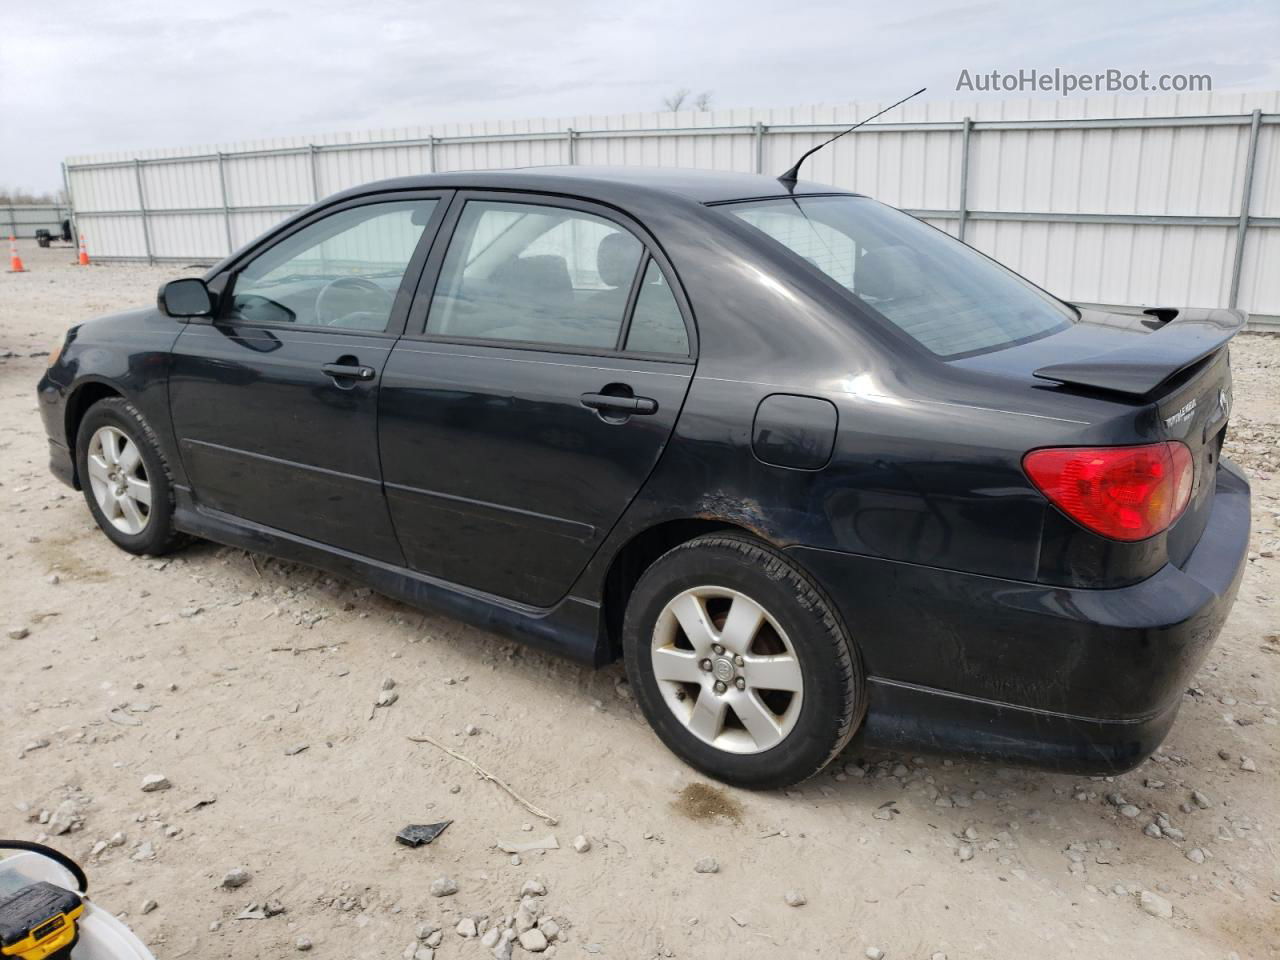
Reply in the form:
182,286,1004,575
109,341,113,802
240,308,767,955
1033,307,1247,397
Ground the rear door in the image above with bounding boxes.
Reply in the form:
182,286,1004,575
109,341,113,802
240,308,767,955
379,193,697,606
169,192,448,563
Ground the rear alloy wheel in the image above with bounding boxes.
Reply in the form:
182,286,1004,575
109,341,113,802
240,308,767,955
624,533,864,789
75,397,184,556
650,586,804,754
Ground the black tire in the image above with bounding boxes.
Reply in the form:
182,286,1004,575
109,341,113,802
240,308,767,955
75,397,184,556
623,533,864,789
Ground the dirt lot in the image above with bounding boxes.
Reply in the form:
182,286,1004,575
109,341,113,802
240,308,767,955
1,240,1277,960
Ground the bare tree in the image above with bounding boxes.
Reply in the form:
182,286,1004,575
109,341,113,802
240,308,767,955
694,91,713,111
0,188,59,205
662,88,691,112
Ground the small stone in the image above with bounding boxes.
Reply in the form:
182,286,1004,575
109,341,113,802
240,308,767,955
693,856,719,874
1139,890,1173,919
464,724,479,736
1240,757,1257,772
381,677,397,690
1143,823,1163,839
538,918,561,941
376,690,399,707
1186,847,1206,864
221,868,251,889
141,898,158,914
519,928,548,952
457,917,478,938
572,834,591,853
48,800,79,836
295,937,312,952
210,921,221,932
957,843,974,862
179,606,202,619
1191,790,1211,809
429,876,457,897
108,831,126,847
1217,749,1232,761
416,922,440,941
865,949,885,960
264,899,286,917
1119,804,1141,818
140,774,171,793
481,928,500,948
1144,778,1165,789
521,879,547,897
784,890,807,907
7,627,29,640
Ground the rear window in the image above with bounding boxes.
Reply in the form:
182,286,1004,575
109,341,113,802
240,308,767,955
725,196,1074,358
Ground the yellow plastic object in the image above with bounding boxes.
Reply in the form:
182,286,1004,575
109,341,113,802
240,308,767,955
0,883,83,960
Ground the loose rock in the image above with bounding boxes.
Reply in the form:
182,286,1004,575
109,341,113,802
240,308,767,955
7,627,29,640
784,889,807,907
295,937,313,952
429,876,457,897
221,868,251,889
1186,847,1206,864
572,834,591,853
518,928,549,952
693,856,719,874
140,774,171,793
1139,890,1173,919
140,899,158,914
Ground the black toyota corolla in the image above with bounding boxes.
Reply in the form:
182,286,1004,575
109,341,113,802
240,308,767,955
37,166,1250,788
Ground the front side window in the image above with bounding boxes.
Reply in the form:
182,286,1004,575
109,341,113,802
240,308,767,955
727,196,1073,358
228,199,437,331
427,200,644,349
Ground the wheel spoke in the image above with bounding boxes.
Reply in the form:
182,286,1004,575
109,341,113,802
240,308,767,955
125,476,152,507
732,692,784,751
119,495,145,532
687,687,728,742
86,455,111,484
718,594,764,655
669,592,716,654
116,439,141,474
745,654,803,692
651,647,706,684
99,430,118,465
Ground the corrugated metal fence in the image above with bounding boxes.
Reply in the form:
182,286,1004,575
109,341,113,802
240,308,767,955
64,91,1280,324
5,204,71,239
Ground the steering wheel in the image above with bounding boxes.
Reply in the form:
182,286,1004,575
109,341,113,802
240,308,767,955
314,276,395,327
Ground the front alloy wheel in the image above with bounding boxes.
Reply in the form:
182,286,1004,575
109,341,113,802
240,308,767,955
86,425,152,534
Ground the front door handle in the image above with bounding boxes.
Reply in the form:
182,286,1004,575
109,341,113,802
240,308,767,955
580,392,658,416
321,362,376,381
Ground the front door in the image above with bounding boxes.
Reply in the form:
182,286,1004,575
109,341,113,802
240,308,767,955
169,194,447,563
380,194,697,606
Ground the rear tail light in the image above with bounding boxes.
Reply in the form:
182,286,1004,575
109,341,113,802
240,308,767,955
1023,442,1193,541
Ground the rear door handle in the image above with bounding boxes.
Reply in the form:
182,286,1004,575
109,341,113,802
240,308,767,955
580,392,658,415
321,363,376,381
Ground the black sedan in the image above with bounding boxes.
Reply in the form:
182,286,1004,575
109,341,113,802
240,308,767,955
37,167,1250,788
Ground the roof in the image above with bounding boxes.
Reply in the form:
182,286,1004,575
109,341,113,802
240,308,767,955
332,165,855,206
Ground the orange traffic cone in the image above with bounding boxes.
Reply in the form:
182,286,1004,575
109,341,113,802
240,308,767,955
7,235,26,273
78,234,90,266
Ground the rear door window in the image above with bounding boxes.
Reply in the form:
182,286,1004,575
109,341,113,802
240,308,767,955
427,200,645,350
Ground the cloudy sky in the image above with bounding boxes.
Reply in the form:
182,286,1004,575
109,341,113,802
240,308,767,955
2,0,1276,192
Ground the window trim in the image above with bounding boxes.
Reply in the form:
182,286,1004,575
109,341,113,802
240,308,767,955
213,190,453,340
402,190,697,363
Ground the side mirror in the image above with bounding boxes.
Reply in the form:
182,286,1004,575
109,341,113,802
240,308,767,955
157,278,214,318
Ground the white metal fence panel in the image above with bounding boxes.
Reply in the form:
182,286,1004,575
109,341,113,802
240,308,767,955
64,91,1280,322
4,204,71,238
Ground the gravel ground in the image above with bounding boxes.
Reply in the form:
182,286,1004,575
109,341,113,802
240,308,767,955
1,240,1277,960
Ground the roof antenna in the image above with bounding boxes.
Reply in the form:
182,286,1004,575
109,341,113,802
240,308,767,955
777,87,927,186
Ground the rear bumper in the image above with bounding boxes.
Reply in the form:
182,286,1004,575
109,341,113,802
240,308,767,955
790,459,1251,773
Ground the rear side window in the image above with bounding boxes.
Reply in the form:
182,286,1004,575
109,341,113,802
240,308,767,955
427,200,644,349
727,196,1073,358
625,260,689,356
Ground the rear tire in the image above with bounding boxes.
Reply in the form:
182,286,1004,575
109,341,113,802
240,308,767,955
623,533,864,789
75,397,184,556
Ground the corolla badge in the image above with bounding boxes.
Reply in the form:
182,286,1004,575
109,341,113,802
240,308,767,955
1164,397,1198,429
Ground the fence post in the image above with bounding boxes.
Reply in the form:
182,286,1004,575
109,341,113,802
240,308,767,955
6,205,13,238
133,159,154,265
217,152,234,255
1228,108,1262,311
309,144,321,203
428,135,437,173
957,117,973,243
753,122,766,174
566,128,577,165
61,162,78,248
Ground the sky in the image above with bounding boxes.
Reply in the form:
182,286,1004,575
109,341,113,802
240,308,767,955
2,0,1277,193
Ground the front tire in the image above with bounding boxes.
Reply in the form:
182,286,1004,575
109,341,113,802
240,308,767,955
623,533,864,789
75,397,183,556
